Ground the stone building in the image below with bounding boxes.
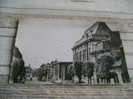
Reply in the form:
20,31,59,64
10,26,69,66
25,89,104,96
51,61,72,82
44,63,53,81
38,63,53,81
72,22,130,83
72,22,113,63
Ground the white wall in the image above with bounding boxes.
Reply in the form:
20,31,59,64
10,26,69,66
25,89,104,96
0,17,17,83
0,0,132,13
0,0,133,20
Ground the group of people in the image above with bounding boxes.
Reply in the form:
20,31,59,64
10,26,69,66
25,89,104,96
73,54,120,84
88,55,119,84
96,68,119,84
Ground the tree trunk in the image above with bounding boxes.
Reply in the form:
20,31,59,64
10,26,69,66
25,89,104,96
78,76,82,83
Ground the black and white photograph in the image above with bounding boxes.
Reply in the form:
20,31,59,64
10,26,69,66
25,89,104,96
0,0,133,99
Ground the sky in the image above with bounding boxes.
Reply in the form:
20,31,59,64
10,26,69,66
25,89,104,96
16,18,91,68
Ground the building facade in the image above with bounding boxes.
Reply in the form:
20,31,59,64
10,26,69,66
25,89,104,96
72,22,111,63
51,61,73,82
72,22,130,83
38,61,73,83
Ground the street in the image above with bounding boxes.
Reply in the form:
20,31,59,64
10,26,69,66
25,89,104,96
0,82,133,99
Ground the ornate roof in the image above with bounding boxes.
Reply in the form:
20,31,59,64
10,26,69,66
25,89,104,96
73,22,111,49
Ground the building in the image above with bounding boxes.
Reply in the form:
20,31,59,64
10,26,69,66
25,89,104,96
43,63,53,81
51,61,73,82
72,22,130,83
25,65,33,81
72,22,111,63
38,61,73,83
38,63,53,81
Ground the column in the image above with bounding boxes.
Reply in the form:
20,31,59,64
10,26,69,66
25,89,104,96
62,66,65,83
86,42,89,61
57,64,60,80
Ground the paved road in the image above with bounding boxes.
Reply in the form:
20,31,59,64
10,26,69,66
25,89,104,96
0,83,133,99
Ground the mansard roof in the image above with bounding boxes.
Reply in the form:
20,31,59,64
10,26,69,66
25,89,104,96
73,22,111,49
84,22,111,36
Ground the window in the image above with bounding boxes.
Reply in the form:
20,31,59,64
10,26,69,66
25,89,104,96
83,49,86,61
79,51,82,61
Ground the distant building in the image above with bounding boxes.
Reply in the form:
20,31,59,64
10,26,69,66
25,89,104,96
43,63,53,81
25,65,33,81
38,63,53,81
38,61,73,83
72,22,130,83
51,61,73,82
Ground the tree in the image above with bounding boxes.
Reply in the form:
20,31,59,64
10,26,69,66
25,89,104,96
18,59,26,82
96,54,114,71
37,68,44,81
83,62,94,84
37,64,47,81
67,64,75,81
12,61,19,83
11,47,26,83
12,59,26,83
74,62,83,83
96,54,114,84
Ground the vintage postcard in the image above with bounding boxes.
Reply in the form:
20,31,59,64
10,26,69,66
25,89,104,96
0,0,133,99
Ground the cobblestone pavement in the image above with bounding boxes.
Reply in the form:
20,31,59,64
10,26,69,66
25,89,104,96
0,83,133,99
